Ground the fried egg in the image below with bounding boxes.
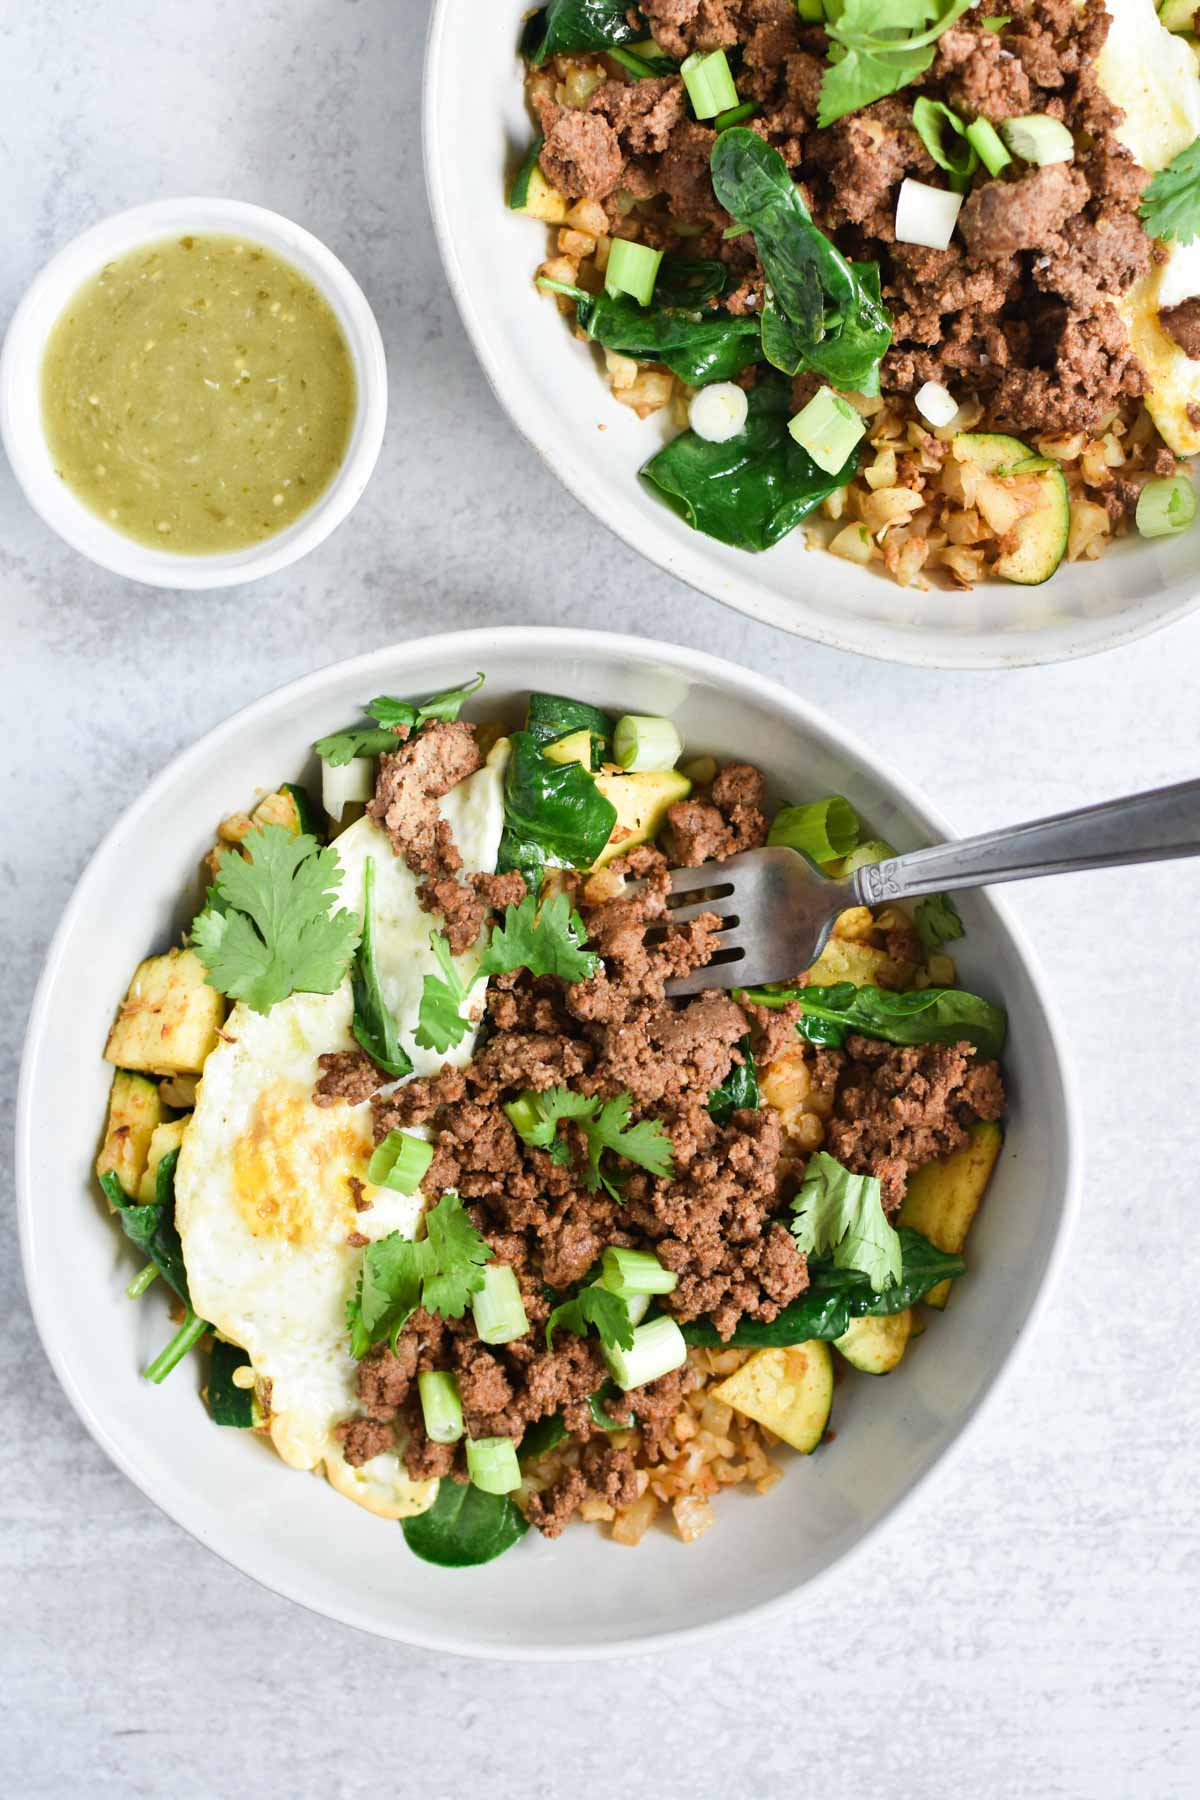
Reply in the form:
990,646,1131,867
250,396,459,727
1099,0,1200,453
175,739,508,1518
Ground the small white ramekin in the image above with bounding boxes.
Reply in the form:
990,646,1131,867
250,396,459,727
0,197,387,590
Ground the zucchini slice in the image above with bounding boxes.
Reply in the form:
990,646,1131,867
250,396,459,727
834,1308,912,1374
898,1119,1003,1308
96,1069,166,1199
953,432,1070,585
104,947,226,1076
592,768,692,869
710,1341,834,1452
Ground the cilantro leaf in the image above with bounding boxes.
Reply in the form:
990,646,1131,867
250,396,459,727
191,825,360,1015
314,673,485,765
505,1085,674,1191
312,724,402,767
913,893,965,954
346,1191,494,1357
420,1191,495,1318
546,1283,635,1352
350,857,413,1078
817,44,935,128
414,931,484,1053
582,1093,675,1192
479,890,597,983
1139,137,1200,246
790,1151,901,1293
505,1084,600,1152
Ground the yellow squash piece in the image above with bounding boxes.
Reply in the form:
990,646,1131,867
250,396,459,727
592,768,691,869
136,1117,190,1203
710,1341,834,1452
807,935,899,989
96,1070,165,1199
104,947,226,1076
898,1119,1003,1308
834,1308,912,1374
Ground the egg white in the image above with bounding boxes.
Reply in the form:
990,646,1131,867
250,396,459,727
175,739,508,1517
1100,0,1200,453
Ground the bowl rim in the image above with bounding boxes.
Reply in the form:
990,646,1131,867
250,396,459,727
0,196,388,591
16,625,1083,1659
420,0,1200,672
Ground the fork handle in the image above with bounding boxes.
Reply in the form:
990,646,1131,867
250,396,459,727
852,778,1200,905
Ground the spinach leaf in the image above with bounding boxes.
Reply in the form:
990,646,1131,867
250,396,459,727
682,1228,964,1345
523,0,639,65
708,1034,759,1124
519,1413,569,1461
710,130,891,395
207,1339,255,1427
540,281,761,386
350,857,413,1079
401,1478,529,1567
741,979,1007,1059
526,691,614,751
497,729,617,889
653,255,729,308
99,1152,191,1305
640,374,858,552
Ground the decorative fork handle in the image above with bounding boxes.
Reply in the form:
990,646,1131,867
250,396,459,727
853,778,1200,905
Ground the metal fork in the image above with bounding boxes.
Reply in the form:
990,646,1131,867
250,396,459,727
660,778,1200,996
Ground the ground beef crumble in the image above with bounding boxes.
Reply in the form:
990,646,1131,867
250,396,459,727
339,753,1006,1533
535,0,1162,441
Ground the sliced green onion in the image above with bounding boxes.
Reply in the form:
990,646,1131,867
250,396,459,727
768,795,860,864
612,713,683,772
787,386,866,474
980,12,1011,29
604,1314,688,1391
503,1094,542,1141
965,118,1012,177
471,1264,529,1345
465,1436,522,1495
1160,0,1196,29
823,838,896,878
418,1371,464,1445
715,100,758,132
605,237,663,307
367,1129,434,1195
1136,475,1197,538
126,1263,158,1299
681,48,739,120
1000,114,1074,166
796,0,825,15
600,1246,679,1297
144,1310,209,1385
625,1292,652,1326
911,98,978,180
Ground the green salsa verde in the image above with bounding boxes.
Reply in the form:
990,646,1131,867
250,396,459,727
40,234,356,553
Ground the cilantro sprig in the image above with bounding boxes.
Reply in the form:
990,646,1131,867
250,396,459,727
1139,137,1200,247
505,1084,674,1194
817,0,976,128
191,825,360,1015
790,1151,901,1293
415,892,598,1053
346,1191,493,1358
546,1283,635,1353
913,892,964,954
314,673,485,766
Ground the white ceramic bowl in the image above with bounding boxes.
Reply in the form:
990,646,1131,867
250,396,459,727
0,198,387,590
17,627,1080,1658
423,1,1200,669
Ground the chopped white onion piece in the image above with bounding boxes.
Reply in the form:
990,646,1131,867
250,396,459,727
894,178,963,251
321,755,374,822
689,380,749,443
915,380,958,428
